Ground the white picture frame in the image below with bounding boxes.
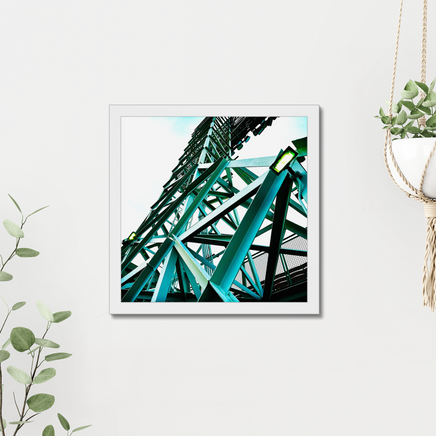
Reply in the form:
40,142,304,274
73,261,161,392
109,105,319,315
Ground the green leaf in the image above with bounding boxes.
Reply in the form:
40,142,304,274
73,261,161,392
420,105,432,115
27,393,55,412
401,80,419,99
26,206,49,219
45,353,72,362
426,114,436,127
0,350,10,363
392,103,399,113
422,100,436,107
381,116,391,125
9,421,33,425
408,110,424,119
36,301,54,322
15,248,39,258
57,413,70,431
401,100,415,111
0,272,13,282
430,78,436,94
2,419,5,429
35,338,60,349
7,366,32,384
379,107,386,117
407,126,421,134
422,129,434,137
10,327,35,352
12,302,26,311
8,195,22,214
2,338,10,350
71,425,92,434
52,311,72,323
401,129,407,139
3,220,24,238
426,91,436,101
416,81,429,94
33,368,56,384
390,127,403,135
396,110,407,125
42,424,55,436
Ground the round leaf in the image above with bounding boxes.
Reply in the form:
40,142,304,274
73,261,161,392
71,425,92,434
401,79,419,99
0,272,13,282
0,350,10,363
35,338,60,349
396,110,407,125
33,368,56,384
3,220,24,238
12,302,26,311
10,327,35,352
16,248,39,258
52,311,72,323
43,425,55,436
26,393,55,412
7,366,31,384
45,352,72,362
36,301,54,322
58,413,70,431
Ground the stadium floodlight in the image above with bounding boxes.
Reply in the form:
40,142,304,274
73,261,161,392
270,147,298,174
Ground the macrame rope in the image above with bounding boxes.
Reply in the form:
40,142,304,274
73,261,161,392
419,0,428,127
384,0,436,310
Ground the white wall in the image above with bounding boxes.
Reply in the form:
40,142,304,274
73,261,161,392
1,1,435,435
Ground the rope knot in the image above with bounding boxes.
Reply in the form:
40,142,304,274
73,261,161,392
424,202,436,218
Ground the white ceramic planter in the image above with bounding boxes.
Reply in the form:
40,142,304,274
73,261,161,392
387,137,436,198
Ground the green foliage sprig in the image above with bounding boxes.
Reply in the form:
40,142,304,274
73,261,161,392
0,195,91,436
376,78,436,140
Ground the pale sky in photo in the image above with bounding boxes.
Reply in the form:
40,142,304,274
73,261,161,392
121,116,307,238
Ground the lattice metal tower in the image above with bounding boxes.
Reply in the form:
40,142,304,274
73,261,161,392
121,117,308,303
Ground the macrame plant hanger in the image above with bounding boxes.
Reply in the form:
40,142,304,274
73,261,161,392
384,0,436,311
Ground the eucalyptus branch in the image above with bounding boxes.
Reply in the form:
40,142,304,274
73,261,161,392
13,392,20,415
12,324,50,436
1,197,89,436
0,365,6,436
0,311,12,336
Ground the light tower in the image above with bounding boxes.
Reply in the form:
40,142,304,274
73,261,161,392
121,117,308,303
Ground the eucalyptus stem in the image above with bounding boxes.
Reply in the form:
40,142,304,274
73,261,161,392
0,311,12,336
0,222,25,274
0,365,5,436
12,324,50,436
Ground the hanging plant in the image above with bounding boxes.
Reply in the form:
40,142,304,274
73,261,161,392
377,78,436,139
382,0,436,311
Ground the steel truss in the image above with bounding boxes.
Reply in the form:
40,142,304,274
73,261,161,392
121,117,308,302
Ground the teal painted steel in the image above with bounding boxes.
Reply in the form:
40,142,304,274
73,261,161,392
121,116,308,303
208,169,287,298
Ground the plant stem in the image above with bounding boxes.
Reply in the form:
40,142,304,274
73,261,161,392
1,222,25,273
0,311,11,336
0,364,5,436
12,325,50,436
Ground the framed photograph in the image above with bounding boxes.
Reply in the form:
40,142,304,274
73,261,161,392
109,105,319,314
